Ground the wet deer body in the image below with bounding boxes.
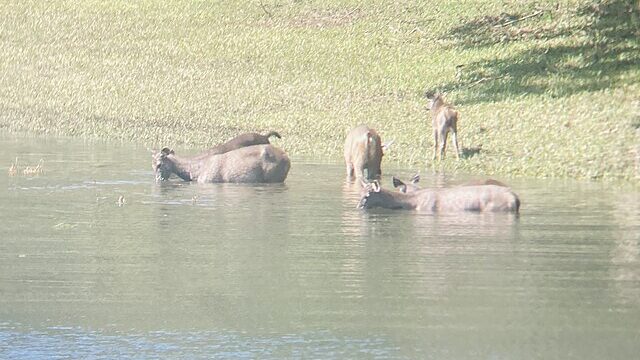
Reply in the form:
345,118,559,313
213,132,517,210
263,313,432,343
359,182,520,213
428,94,461,161
463,178,507,187
344,125,386,180
197,131,281,159
392,175,508,193
153,144,290,183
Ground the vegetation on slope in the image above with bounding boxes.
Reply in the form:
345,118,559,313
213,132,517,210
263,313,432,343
0,0,638,180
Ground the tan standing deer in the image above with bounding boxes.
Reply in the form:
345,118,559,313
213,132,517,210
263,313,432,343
427,92,461,161
344,125,392,180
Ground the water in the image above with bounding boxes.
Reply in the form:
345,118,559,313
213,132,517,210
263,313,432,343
0,134,638,359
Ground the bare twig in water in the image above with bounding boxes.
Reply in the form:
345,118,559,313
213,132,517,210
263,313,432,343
23,159,44,176
494,10,544,28
8,157,18,176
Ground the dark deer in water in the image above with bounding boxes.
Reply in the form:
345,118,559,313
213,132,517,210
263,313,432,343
358,180,520,213
152,144,290,183
463,178,508,187
344,125,392,180
197,131,282,158
392,175,508,193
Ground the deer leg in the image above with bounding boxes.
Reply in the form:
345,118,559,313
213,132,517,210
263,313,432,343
346,162,355,180
440,130,448,160
451,129,461,160
432,129,439,161
354,162,366,180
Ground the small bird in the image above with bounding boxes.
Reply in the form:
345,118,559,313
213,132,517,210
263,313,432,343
117,195,126,207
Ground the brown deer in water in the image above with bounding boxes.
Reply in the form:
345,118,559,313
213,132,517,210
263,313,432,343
462,178,508,187
152,144,290,183
196,131,281,159
392,175,508,193
426,92,461,161
344,125,393,180
358,180,520,213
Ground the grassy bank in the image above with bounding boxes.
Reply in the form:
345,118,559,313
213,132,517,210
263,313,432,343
1,0,638,181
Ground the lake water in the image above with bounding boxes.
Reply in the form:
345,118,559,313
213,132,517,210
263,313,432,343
1,134,638,359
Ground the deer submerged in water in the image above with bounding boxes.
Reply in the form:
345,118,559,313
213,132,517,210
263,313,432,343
152,131,290,183
152,144,290,183
392,174,508,193
194,131,281,159
358,180,520,213
151,131,291,183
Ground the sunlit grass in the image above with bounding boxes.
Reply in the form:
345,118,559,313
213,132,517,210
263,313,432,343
0,0,638,180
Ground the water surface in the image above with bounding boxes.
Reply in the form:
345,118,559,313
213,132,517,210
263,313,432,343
1,134,638,359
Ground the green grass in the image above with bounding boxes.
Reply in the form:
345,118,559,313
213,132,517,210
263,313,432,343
0,0,638,181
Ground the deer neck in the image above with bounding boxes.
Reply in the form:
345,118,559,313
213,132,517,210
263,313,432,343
430,98,445,114
168,155,203,181
374,190,418,210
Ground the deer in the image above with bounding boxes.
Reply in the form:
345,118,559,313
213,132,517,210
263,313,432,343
195,131,282,159
344,125,393,180
358,180,520,213
426,92,461,161
152,144,290,183
392,175,508,193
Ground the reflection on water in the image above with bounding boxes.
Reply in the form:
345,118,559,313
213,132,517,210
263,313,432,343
1,134,639,359
610,192,640,306
0,324,401,359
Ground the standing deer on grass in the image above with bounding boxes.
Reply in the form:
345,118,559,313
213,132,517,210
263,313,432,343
426,92,461,161
344,125,393,180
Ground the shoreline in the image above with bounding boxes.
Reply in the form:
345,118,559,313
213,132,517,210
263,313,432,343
1,1,638,182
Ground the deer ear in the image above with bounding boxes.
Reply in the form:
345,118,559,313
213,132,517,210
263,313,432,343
392,176,404,188
372,180,381,192
367,132,377,145
392,177,408,193
411,174,420,184
159,148,174,159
